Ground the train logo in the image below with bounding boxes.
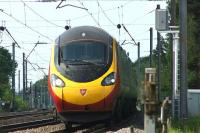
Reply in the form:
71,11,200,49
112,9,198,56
80,89,87,96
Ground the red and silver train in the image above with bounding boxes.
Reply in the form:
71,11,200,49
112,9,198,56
48,26,136,127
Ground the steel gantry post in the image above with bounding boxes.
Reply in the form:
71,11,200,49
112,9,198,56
170,0,178,119
23,53,25,101
156,5,161,102
179,0,188,119
11,42,16,111
18,70,20,96
138,42,141,85
150,27,153,67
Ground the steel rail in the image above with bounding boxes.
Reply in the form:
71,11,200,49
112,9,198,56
0,118,60,132
0,110,53,120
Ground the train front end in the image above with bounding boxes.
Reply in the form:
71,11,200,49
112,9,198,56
48,26,119,123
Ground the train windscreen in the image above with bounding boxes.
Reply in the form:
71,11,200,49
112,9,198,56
61,41,110,65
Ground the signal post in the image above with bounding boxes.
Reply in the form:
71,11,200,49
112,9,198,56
144,68,157,133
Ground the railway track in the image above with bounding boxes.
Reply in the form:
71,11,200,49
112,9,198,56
51,122,107,133
82,123,107,133
52,111,144,133
0,110,143,133
0,109,60,133
0,118,60,132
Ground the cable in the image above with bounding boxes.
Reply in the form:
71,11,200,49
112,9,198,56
0,0,43,2
28,62,47,75
26,59,37,71
122,0,135,7
23,3,27,25
122,24,137,46
26,59,47,76
5,28,20,48
129,9,155,24
1,26,21,48
1,41,51,44
2,44,13,48
97,0,115,26
77,0,101,27
68,1,149,23
34,50,49,62
118,6,121,25
1,4,124,24
0,0,167,2
56,0,88,10
2,6,118,23
97,2,100,25
26,43,38,59
26,41,49,59
0,9,53,41
21,0,64,29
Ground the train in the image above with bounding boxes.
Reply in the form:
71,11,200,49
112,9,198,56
48,26,137,127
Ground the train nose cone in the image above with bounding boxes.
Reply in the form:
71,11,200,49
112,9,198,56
80,89,87,96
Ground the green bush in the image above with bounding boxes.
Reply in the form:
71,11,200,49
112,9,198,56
170,117,200,133
15,96,29,111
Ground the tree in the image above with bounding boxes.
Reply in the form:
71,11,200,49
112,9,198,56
0,46,17,111
187,1,200,88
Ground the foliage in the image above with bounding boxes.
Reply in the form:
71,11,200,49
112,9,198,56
34,75,48,87
170,116,200,133
0,47,17,95
15,96,28,111
118,47,137,98
167,0,200,89
0,47,28,111
32,75,52,109
135,0,200,103
187,1,200,88
133,35,171,101
0,47,17,111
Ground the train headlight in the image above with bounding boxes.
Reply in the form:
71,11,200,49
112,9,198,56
51,74,65,87
101,72,116,86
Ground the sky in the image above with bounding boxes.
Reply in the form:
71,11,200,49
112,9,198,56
0,0,167,92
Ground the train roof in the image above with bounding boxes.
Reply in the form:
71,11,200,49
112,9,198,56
56,26,113,46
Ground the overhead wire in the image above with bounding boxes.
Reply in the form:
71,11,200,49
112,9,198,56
117,6,121,42
56,0,88,10
23,3,27,25
26,59,37,71
77,0,101,27
0,0,44,2
97,1,100,26
21,0,64,29
97,0,116,26
1,3,52,80
55,6,118,22
129,9,155,24
26,43,38,59
2,44,13,48
0,9,53,41
1,2,128,24
1,1,161,80
122,24,137,46
2,28,21,48
31,62,47,75
6,23,154,29
34,50,49,62
2,31,48,78
1,41,51,45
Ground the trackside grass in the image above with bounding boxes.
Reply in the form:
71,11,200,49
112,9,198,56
170,116,200,133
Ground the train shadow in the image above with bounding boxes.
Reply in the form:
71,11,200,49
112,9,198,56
53,112,144,133
108,112,144,132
